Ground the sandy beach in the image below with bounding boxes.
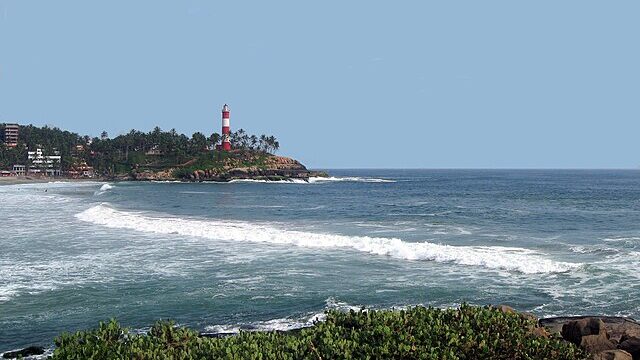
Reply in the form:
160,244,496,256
0,177,101,185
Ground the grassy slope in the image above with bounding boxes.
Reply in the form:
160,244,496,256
114,150,273,178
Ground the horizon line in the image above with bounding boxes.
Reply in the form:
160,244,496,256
309,167,640,171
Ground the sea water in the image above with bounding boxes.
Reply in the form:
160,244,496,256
2,169,640,352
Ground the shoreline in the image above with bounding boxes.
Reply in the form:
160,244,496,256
0,177,105,185
0,173,330,185
4,305,639,359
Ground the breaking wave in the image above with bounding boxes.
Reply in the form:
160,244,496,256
95,183,114,195
100,183,114,191
75,204,580,274
308,176,395,183
227,177,395,184
228,179,309,184
203,297,361,335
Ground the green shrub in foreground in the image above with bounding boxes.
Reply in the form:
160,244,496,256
53,304,586,359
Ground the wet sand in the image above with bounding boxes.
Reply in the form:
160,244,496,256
0,177,100,185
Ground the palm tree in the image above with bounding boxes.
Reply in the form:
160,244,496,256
190,132,208,153
209,133,221,149
259,135,268,153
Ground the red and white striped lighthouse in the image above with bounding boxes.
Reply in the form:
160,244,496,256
221,104,231,151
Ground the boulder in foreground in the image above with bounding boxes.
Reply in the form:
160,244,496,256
592,350,633,360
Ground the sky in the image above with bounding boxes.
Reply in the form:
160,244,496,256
0,1,638,169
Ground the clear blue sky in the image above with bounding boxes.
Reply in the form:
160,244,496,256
0,1,638,169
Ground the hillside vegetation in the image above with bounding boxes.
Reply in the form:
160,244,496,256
0,124,292,179
52,305,585,359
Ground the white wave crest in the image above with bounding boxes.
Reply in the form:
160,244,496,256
308,176,395,183
94,183,114,195
204,313,322,334
569,245,620,255
602,236,640,243
203,297,359,334
226,177,395,184
0,347,53,360
74,204,580,274
228,178,309,184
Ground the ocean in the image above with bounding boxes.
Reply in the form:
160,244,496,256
2,169,640,352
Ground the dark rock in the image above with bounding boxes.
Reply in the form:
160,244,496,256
619,336,640,359
562,318,608,345
592,350,633,360
579,334,616,353
2,346,44,359
541,316,640,343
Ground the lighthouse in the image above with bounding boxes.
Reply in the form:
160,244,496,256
221,104,231,151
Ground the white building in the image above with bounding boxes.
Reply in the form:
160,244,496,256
12,164,26,176
28,148,61,176
3,124,19,147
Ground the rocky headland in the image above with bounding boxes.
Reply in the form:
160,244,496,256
124,152,327,182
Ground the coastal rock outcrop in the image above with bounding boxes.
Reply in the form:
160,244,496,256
579,334,617,354
128,153,327,182
539,316,640,359
618,336,640,359
592,350,633,360
541,316,640,343
561,318,609,346
2,346,44,359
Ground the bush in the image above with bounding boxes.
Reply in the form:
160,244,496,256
53,305,586,359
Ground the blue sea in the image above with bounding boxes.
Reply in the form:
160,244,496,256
2,169,640,353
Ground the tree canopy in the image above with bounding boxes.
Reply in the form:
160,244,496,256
0,123,280,175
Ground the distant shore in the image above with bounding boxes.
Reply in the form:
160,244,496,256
0,177,103,185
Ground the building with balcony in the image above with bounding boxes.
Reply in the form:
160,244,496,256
28,148,61,176
12,164,26,176
3,124,19,147
67,160,94,178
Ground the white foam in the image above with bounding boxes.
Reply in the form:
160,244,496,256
308,176,395,183
75,204,580,274
204,311,328,334
146,177,394,184
569,245,620,255
226,177,395,184
99,183,114,191
94,183,115,196
0,283,20,302
228,179,309,184
0,347,53,360
203,297,358,334
602,236,640,243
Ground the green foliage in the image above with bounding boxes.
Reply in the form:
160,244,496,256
172,150,272,179
52,305,586,359
0,123,280,176
231,129,279,153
